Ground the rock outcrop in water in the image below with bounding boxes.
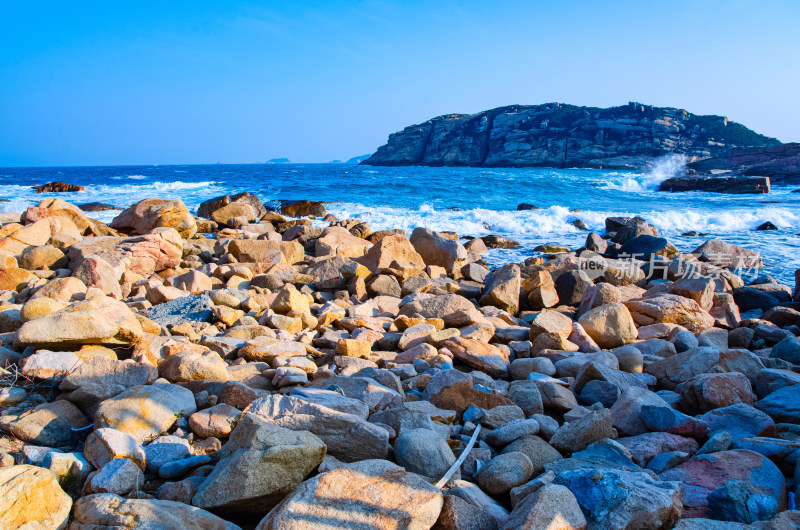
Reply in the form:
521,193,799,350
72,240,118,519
687,143,800,185
659,175,771,194
362,102,780,169
32,182,85,193
3,195,800,528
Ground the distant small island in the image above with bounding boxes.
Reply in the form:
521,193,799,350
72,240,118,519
362,102,780,170
266,158,291,164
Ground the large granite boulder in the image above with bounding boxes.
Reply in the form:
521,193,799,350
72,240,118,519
70,493,240,530
192,414,325,514
256,459,443,529
0,465,72,530
111,198,197,239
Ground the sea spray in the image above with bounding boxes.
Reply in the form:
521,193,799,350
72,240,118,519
608,154,688,192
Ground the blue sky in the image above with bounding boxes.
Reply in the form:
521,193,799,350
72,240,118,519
1,0,798,166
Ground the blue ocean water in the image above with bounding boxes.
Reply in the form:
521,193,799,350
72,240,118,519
1,160,799,283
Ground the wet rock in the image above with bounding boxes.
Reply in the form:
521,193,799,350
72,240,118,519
280,199,326,218
32,181,84,193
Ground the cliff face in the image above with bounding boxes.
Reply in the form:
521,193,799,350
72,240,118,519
362,102,780,169
687,143,800,184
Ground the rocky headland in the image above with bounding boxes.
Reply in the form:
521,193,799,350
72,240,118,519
1,194,800,528
362,102,780,170
687,143,800,185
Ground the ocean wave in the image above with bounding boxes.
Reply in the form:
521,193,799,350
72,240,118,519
320,202,800,242
604,154,687,192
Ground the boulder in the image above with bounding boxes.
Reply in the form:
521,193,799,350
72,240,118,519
617,235,678,260
17,296,143,348
399,293,476,324
554,467,682,529
192,414,325,514
0,267,37,291
9,400,89,447
755,384,800,423
73,255,123,298
355,234,425,272
0,465,72,530
228,239,304,264
442,336,510,378
84,428,146,470
94,383,197,443
247,394,390,461
577,303,637,349
84,457,144,495
522,269,559,309
646,348,764,391
692,240,763,269
549,408,616,454
410,227,469,275
67,228,183,279
111,198,197,239
256,459,442,529
394,428,456,482
554,269,594,306
315,227,373,258
60,355,153,391
677,372,756,414
480,264,521,314
624,294,715,332
503,483,586,530
477,452,533,494
660,450,785,518
280,200,326,218
198,193,266,225
70,493,240,530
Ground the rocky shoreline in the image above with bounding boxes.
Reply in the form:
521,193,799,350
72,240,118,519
1,193,800,529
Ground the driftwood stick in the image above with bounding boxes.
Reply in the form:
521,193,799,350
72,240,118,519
435,423,482,489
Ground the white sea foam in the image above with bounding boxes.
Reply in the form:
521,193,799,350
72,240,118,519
605,154,688,192
321,201,800,243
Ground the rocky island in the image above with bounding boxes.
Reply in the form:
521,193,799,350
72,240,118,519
1,194,800,528
362,102,780,170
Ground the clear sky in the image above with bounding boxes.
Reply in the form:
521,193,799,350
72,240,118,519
1,1,798,167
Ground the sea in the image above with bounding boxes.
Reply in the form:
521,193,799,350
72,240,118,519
1,158,799,284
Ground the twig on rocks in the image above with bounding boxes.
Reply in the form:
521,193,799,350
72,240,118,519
435,423,481,489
